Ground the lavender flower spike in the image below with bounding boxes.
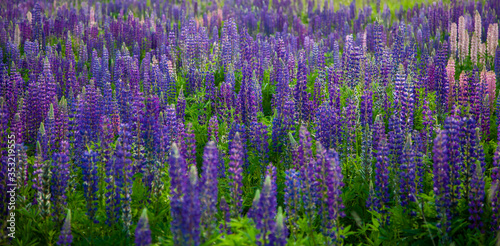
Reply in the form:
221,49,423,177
135,208,152,246
57,210,73,246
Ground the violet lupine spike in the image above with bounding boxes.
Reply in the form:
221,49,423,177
271,98,295,153
443,108,462,215
183,123,197,168
250,121,269,170
433,131,452,238
207,115,219,143
228,132,244,216
169,143,188,243
135,208,152,246
176,88,186,124
399,134,416,216
57,210,73,246
247,174,276,245
200,141,219,234
284,169,302,235
492,145,500,232
51,141,70,223
316,102,341,150
468,128,485,232
219,196,231,234
298,125,318,216
82,150,100,224
268,207,288,246
178,166,201,245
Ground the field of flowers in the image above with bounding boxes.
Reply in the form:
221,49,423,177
0,0,500,245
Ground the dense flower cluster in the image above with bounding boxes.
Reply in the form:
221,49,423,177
1,0,500,244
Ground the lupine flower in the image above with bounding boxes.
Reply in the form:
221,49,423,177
176,88,186,123
315,144,344,242
399,135,416,215
250,121,269,170
446,58,456,108
169,143,188,242
228,132,244,216
458,16,469,62
443,108,462,215
181,166,202,245
207,115,219,143
183,123,197,167
248,174,276,245
200,141,219,235
468,129,485,231
219,196,231,234
57,210,73,246
450,22,458,57
268,207,288,246
82,150,99,224
135,208,152,246
284,169,302,236
370,124,391,224
433,131,452,237
492,144,500,231
298,126,318,215
487,24,498,58
51,141,70,223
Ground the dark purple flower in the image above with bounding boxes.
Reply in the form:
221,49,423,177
228,132,244,216
492,144,500,231
399,135,416,216
82,150,99,224
433,131,452,235
57,210,73,246
248,174,276,245
51,141,70,223
135,208,152,246
200,141,219,233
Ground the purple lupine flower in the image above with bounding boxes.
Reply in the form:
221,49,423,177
294,53,309,121
250,121,269,170
298,126,318,215
433,131,452,236
284,169,302,235
360,87,373,128
176,88,186,123
179,166,202,245
51,141,70,223
228,132,244,216
247,174,276,245
57,210,73,246
200,141,219,234
135,208,152,246
468,129,485,231
106,125,134,226
315,144,344,242
459,117,480,196
370,118,391,224
399,135,416,215
207,115,219,143
268,207,288,246
413,131,425,194
169,143,187,243
341,98,357,157
271,98,295,153
219,196,231,234
388,111,404,165
491,144,500,231
443,108,462,215
182,123,197,167
82,150,99,224
316,102,342,150
141,95,161,157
